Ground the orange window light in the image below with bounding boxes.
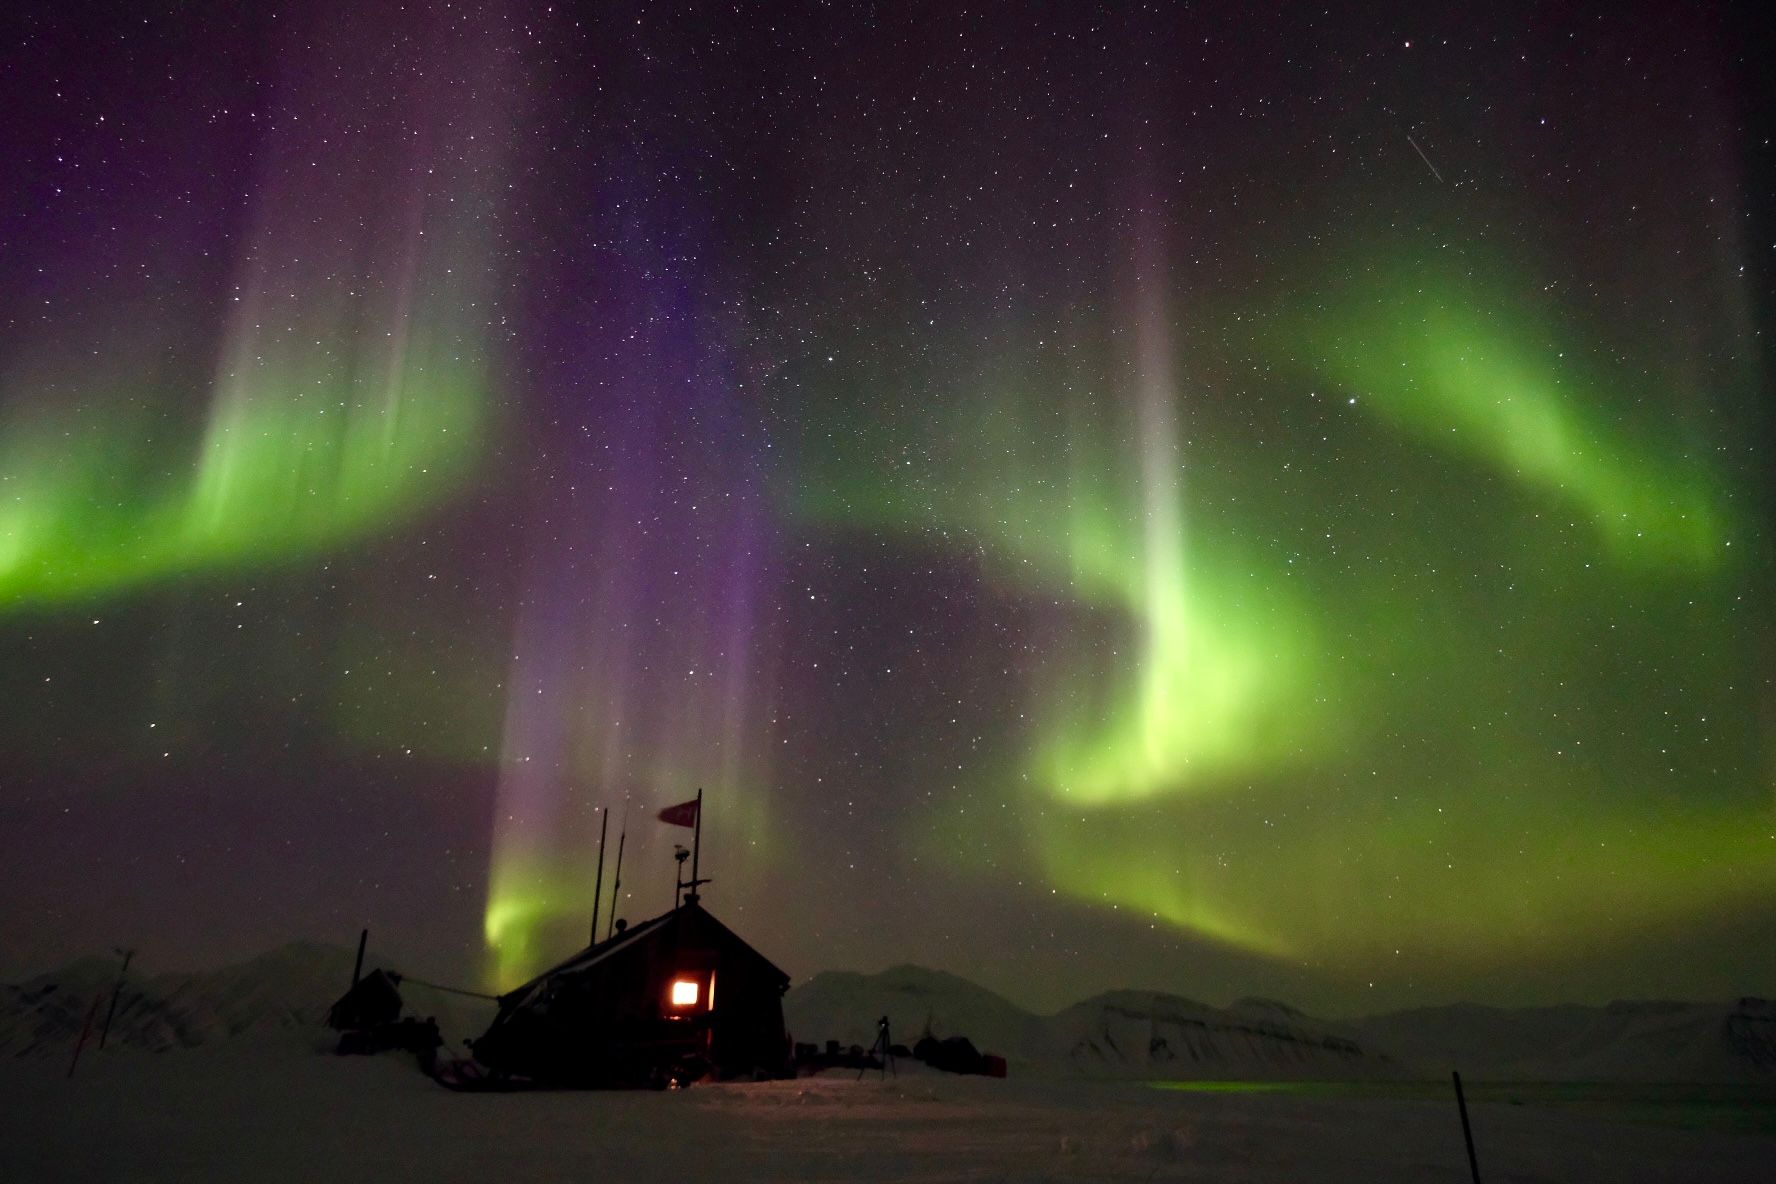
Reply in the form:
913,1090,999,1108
669,978,700,1008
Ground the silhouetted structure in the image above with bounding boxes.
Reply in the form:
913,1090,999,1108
326,969,402,1031
469,899,790,1087
912,1032,1008,1077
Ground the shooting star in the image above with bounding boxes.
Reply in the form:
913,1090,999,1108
1407,135,1444,183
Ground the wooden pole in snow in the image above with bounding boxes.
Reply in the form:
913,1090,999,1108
67,995,101,1079
97,948,134,1050
1452,1070,1481,1183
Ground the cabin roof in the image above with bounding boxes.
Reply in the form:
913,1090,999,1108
500,901,788,1007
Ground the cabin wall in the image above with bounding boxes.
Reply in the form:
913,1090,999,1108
472,911,790,1082
709,976,788,1076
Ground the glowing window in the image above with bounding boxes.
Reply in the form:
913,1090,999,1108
669,978,699,1008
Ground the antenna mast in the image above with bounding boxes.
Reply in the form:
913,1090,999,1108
590,807,608,946
605,828,626,940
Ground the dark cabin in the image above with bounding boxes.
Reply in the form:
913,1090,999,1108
470,900,790,1086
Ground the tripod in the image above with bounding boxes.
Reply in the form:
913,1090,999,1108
858,1015,896,1080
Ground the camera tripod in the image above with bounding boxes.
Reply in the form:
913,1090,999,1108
858,1015,896,1080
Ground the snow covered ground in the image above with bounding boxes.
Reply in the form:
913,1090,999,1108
5,949,1773,1181
3,1040,1773,1183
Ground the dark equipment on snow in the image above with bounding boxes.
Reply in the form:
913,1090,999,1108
327,967,419,1057
858,1015,896,1079
326,965,447,1066
337,1015,442,1061
911,1032,1007,1077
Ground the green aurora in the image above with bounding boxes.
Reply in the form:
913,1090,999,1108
0,360,488,607
1292,260,1732,571
0,10,513,614
1,0,1767,1010
790,249,1770,973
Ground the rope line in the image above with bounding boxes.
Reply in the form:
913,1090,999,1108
392,973,501,1002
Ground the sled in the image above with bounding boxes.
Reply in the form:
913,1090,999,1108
432,1059,539,1092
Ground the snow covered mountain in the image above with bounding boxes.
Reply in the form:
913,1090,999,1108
0,942,495,1059
8,945,1772,1083
782,963,1043,1058
0,942,356,1058
1352,997,1776,1082
1043,991,1391,1080
784,966,1776,1082
784,967,1399,1079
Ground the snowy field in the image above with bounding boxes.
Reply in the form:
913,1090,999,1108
4,1043,1774,1183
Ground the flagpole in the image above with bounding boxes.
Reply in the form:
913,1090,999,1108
590,807,608,947
606,828,625,940
689,787,702,904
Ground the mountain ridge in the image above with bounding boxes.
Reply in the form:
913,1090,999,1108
7,946,1771,1082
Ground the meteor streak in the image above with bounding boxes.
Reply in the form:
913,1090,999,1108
1407,134,1445,183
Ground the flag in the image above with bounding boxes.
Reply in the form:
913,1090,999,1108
657,798,699,828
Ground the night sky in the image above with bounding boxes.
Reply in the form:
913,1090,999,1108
2,1,1771,1016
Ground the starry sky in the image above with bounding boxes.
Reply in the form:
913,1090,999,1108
2,0,1771,1016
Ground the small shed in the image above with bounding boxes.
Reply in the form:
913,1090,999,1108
470,899,790,1086
326,969,403,1031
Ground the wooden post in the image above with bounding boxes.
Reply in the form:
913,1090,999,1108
1452,1070,1481,1183
591,808,608,946
351,928,368,990
68,995,101,1079
97,948,134,1050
